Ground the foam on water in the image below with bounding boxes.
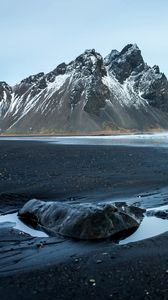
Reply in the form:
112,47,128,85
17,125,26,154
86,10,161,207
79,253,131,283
49,133,168,146
1,132,168,147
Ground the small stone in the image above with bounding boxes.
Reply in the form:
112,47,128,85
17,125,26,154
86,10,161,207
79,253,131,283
113,290,118,295
96,259,102,264
89,278,96,284
19,231,25,235
36,243,43,248
165,270,168,274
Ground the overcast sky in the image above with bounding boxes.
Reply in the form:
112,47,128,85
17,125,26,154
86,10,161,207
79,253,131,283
1,0,168,85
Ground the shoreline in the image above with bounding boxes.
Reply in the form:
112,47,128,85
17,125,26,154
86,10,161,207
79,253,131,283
0,128,167,137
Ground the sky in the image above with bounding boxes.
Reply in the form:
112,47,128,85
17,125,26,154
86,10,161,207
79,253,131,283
1,0,168,85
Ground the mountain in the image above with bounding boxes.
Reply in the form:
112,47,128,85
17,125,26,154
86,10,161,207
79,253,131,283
0,44,168,133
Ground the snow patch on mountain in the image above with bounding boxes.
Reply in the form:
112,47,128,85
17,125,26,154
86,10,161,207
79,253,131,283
45,74,70,98
3,91,7,101
0,99,8,117
102,72,147,109
0,93,8,117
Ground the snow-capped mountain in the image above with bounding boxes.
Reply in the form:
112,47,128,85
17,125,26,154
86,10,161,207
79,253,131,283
1,44,168,133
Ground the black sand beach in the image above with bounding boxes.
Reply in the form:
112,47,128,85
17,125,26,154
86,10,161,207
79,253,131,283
0,140,168,211
0,139,168,299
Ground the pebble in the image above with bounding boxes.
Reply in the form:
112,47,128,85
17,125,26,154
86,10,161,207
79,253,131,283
89,278,96,282
36,243,43,248
96,259,102,264
89,278,96,286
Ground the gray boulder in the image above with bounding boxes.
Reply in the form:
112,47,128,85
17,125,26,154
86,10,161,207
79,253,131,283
18,199,145,240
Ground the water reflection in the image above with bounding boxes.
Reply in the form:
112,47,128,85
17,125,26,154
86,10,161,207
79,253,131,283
120,216,168,245
0,213,48,237
0,206,168,244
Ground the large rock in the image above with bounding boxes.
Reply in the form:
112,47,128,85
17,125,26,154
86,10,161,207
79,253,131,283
18,199,145,240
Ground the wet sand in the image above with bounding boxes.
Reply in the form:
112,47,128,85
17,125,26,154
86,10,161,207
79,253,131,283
0,140,168,211
0,226,168,300
0,140,168,299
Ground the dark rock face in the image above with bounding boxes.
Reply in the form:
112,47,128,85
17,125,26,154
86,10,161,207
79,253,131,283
0,82,12,121
137,66,168,112
67,49,109,114
1,44,168,132
105,44,168,114
105,44,145,83
18,199,145,240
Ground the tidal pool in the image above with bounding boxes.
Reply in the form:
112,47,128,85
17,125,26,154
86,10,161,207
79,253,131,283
0,212,48,237
0,205,168,244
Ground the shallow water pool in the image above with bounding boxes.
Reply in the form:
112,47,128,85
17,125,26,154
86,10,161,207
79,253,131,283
1,205,168,244
0,213,48,237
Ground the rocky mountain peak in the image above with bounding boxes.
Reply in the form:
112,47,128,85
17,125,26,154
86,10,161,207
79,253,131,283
152,65,160,74
1,44,168,133
106,43,145,83
45,63,67,83
67,49,107,78
20,72,44,85
63,49,109,115
137,64,168,111
0,81,12,101
0,81,12,93
104,49,119,65
120,43,140,55
0,82,12,119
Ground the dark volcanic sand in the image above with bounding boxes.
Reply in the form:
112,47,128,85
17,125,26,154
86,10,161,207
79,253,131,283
0,140,168,211
0,140,168,299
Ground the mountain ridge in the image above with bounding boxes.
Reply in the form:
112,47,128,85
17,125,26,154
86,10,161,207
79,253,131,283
0,44,168,133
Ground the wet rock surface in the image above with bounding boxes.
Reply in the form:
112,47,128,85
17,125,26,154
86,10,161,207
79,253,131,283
18,199,145,240
147,209,168,219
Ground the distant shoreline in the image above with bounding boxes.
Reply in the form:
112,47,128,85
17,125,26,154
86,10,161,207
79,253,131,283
0,128,166,137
